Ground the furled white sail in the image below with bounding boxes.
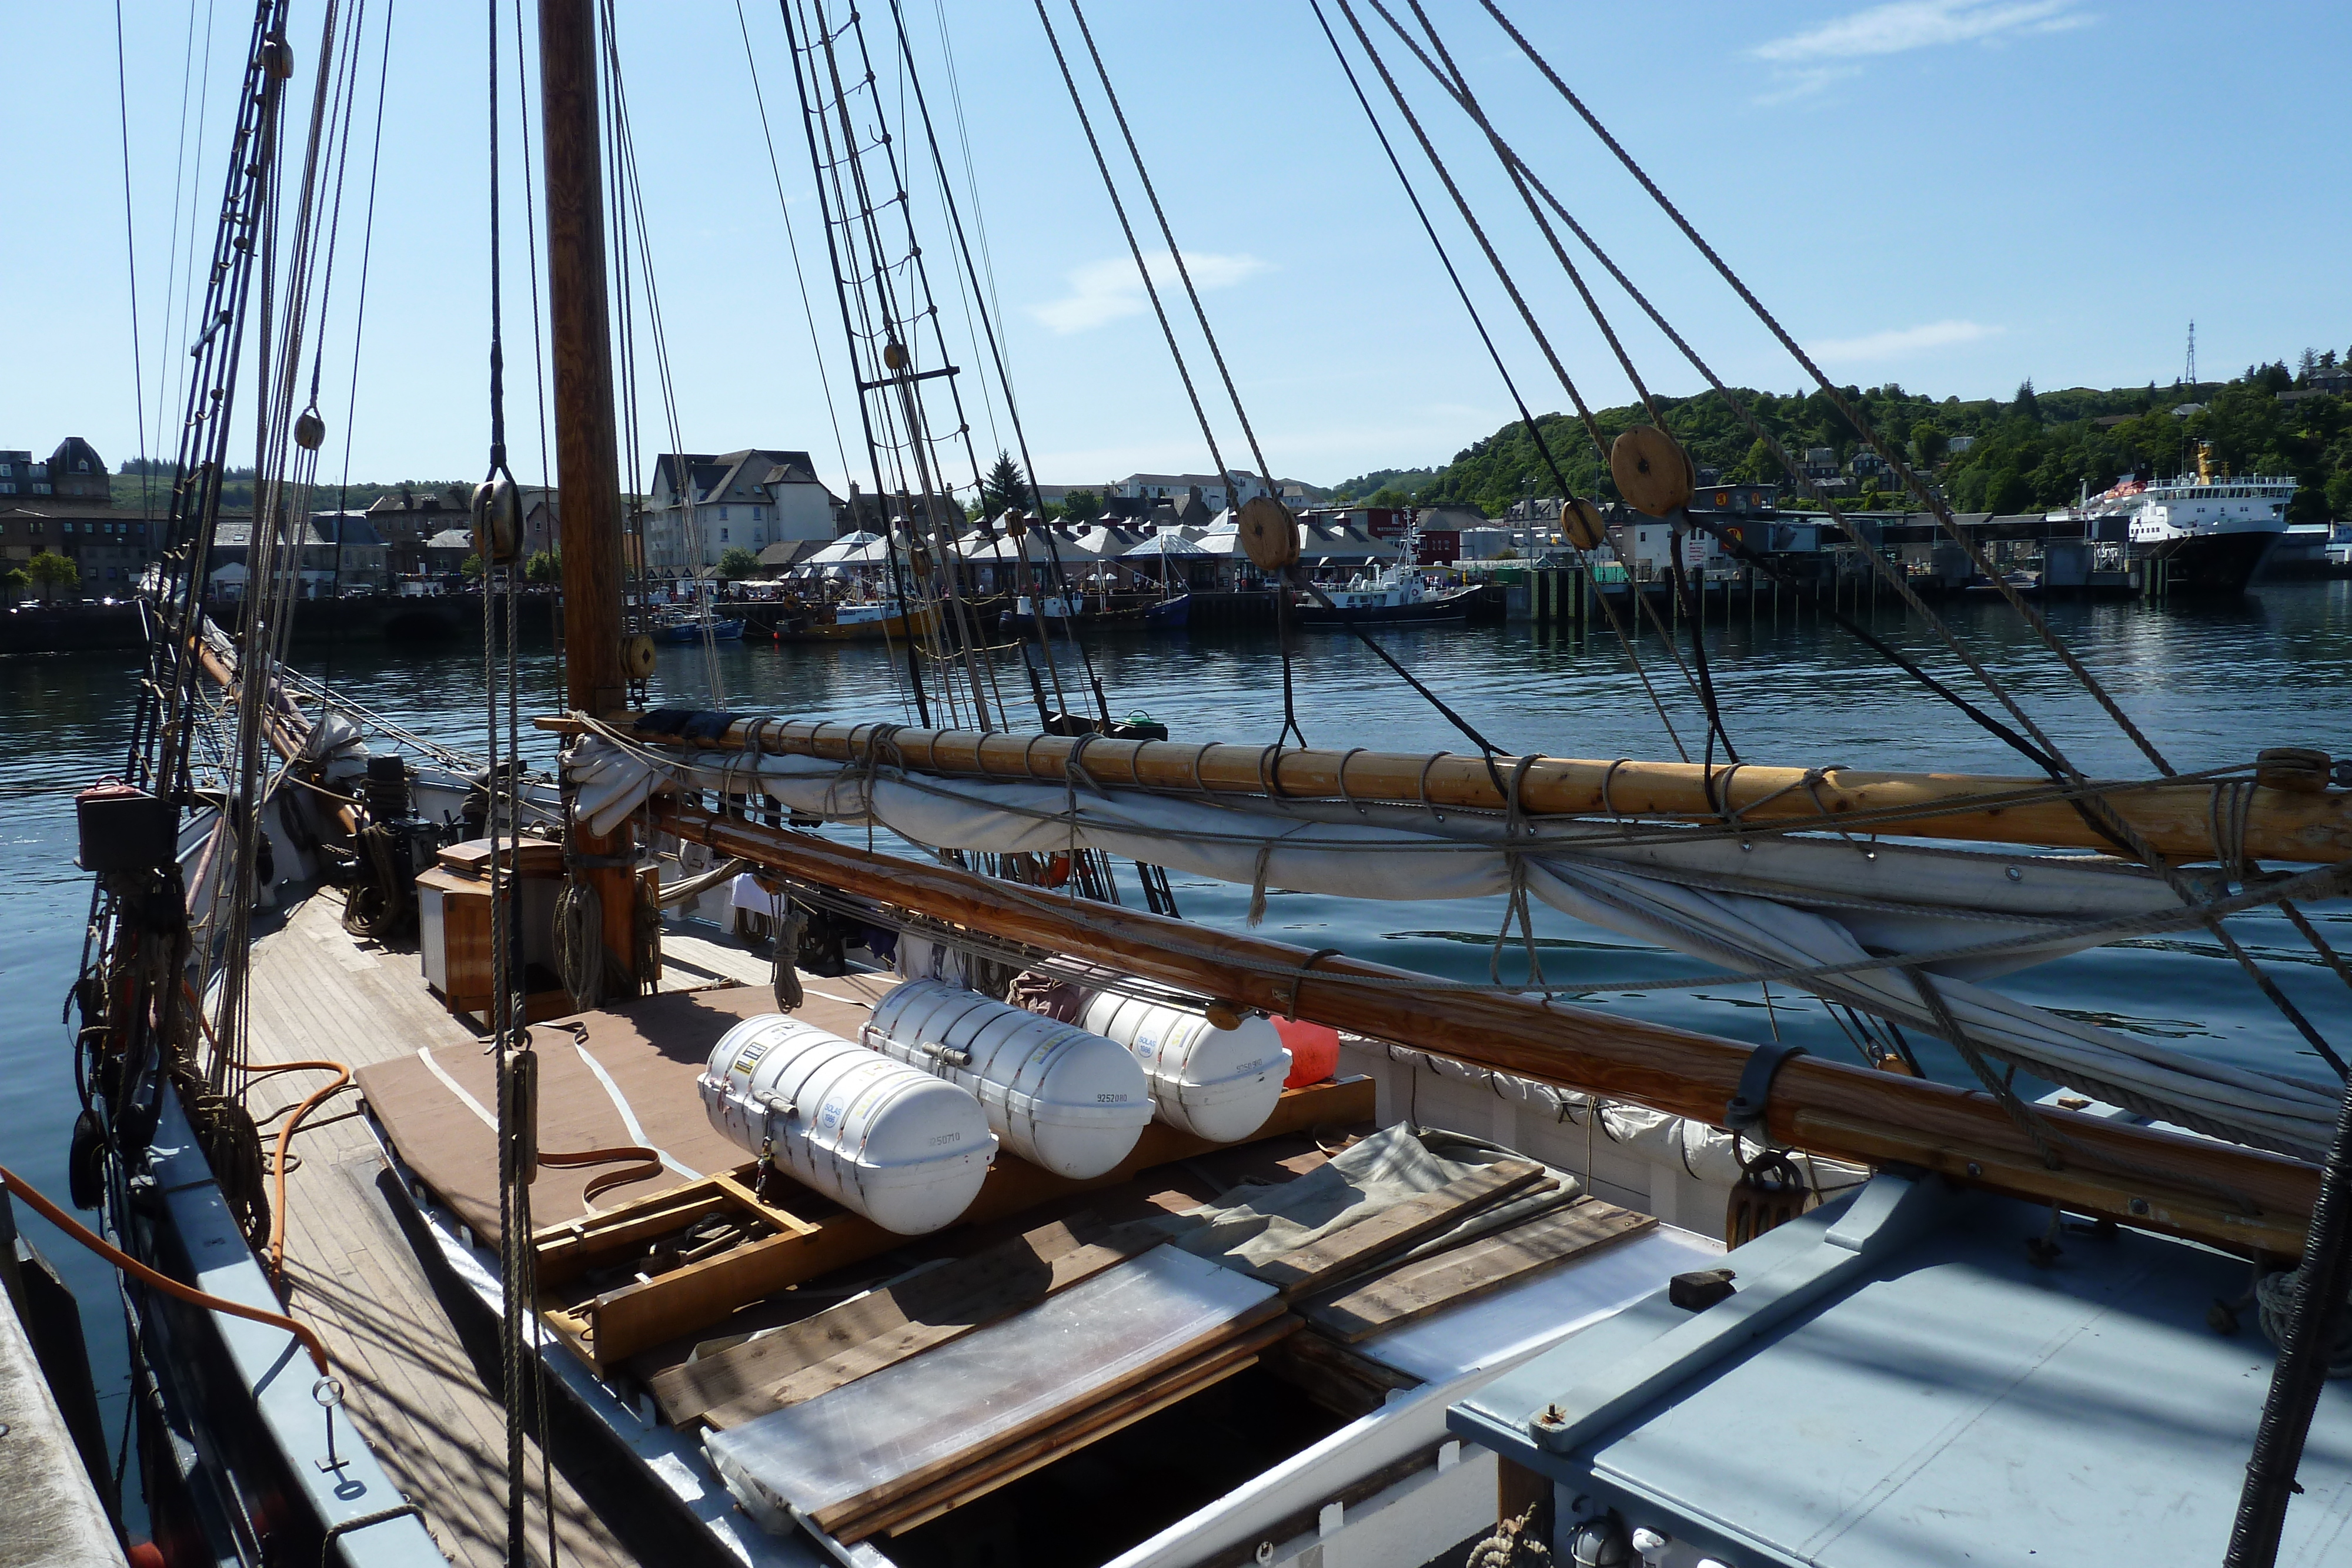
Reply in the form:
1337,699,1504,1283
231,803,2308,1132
571,737,2343,1157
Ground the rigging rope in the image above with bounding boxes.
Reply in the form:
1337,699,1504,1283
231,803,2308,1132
1302,0,1685,762
733,0,855,488
1364,0,2341,1081
1474,0,2176,781
1327,0,1706,750
483,4,554,1559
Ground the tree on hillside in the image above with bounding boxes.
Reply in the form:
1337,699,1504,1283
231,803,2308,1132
718,546,761,581
1367,486,1408,507
2011,380,2041,424
1910,420,1948,466
28,550,78,604
1731,436,1777,483
981,451,1031,517
1984,466,2034,514
1058,487,1102,523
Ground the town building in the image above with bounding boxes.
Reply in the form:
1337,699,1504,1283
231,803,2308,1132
206,514,390,597
1110,471,1278,510
644,449,840,576
0,438,109,502
366,485,475,579
0,438,170,595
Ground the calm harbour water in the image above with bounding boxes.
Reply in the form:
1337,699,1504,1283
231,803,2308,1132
4,580,2351,1505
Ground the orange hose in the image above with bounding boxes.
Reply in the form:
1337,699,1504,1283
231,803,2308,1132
1,1165,329,1374
178,978,351,1286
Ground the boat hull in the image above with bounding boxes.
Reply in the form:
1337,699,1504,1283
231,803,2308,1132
776,606,938,643
654,618,746,644
2133,527,2284,595
1294,586,1479,626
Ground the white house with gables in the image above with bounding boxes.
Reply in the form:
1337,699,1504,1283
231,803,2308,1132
643,449,840,576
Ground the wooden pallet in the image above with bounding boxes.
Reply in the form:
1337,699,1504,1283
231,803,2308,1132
534,1075,1375,1368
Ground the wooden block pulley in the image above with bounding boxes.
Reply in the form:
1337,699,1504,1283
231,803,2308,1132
1610,426,1694,517
1239,496,1300,571
1562,497,1607,551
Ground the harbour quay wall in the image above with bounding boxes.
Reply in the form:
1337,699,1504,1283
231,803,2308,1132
1,594,556,655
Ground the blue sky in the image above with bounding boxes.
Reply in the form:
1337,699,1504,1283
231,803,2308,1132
6,0,2347,494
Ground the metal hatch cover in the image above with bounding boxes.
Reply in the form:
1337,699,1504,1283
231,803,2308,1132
1452,1176,2352,1567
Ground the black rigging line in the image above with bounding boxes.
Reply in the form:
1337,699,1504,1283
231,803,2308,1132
776,0,930,724
882,0,1110,726
1475,0,2174,782
1360,0,2140,825
1319,0,1692,757
113,0,150,525
1035,0,1524,765
326,0,395,690
1063,0,1270,490
1379,0,1737,770
1458,2,2338,1075
733,0,856,493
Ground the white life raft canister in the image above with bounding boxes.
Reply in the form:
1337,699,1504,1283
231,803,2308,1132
1078,991,1290,1143
863,979,1153,1180
699,1013,995,1235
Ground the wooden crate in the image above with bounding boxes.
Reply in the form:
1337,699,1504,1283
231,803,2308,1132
416,860,650,1025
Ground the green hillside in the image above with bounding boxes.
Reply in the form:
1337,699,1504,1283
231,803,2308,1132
1355,355,2352,522
109,463,468,514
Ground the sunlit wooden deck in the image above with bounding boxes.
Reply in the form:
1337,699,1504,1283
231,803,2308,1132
238,887,767,1566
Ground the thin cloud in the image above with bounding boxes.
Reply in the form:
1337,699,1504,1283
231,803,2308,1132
1812,320,2004,361
1028,250,1268,335
1752,65,1865,105
1749,2,2092,103
1755,0,2089,62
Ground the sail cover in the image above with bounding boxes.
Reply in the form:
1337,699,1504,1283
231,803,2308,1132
570,738,2345,1158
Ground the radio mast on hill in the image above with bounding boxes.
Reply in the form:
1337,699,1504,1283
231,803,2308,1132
2185,320,2197,387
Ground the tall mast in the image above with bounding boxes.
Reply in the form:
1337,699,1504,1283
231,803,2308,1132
539,0,640,994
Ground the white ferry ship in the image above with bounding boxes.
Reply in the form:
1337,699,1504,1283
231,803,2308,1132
2082,441,2293,592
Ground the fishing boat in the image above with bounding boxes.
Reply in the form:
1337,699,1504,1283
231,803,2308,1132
652,607,745,643
1144,592,1192,629
35,5,2352,1568
1292,516,1479,627
778,597,939,644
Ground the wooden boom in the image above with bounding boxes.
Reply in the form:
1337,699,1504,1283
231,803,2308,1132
652,799,2320,1258
594,716,2352,865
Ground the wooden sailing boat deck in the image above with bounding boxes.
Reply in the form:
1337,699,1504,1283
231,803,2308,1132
235,886,773,1568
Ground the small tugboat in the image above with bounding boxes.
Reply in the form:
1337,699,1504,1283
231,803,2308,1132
1293,515,1478,627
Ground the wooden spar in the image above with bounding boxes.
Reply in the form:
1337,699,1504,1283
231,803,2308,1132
193,638,358,835
651,799,2320,1256
582,716,2352,865
539,0,639,991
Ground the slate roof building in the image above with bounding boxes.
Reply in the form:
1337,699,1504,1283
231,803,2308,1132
644,449,841,576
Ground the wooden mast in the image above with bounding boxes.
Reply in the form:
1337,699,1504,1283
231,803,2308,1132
539,0,640,993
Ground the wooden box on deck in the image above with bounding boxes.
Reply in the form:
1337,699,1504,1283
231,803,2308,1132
415,847,645,1025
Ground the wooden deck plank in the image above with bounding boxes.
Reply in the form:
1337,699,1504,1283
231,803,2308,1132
1248,1161,1548,1298
243,891,642,1568
1302,1198,1658,1342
